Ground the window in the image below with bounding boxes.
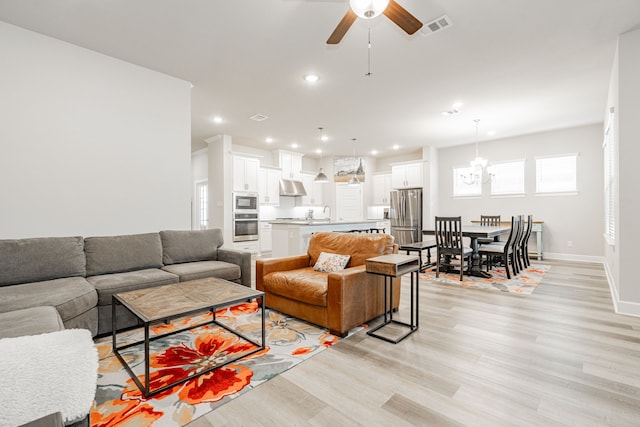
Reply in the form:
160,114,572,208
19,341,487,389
490,160,525,196
535,154,577,194
195,181,208,230
604,109,615,244
453,166,481,197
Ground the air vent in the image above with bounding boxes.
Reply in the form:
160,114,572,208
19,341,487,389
420,15,453,36
249,113,269,122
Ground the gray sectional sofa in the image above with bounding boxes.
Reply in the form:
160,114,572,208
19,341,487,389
0,228,251,338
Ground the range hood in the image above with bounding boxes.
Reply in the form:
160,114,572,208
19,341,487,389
279,179,307,197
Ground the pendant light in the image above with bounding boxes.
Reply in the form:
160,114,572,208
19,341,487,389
348,138,361,186
314,128,329,183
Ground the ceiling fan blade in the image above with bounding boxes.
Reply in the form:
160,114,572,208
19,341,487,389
327,9,357,44
383,0,423,35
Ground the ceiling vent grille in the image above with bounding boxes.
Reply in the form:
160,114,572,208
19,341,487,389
249,113,269,122
420,15,453,36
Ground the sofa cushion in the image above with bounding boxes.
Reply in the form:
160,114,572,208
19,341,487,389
0,277,97,323
0,236,85,287
0,306,64,339
307,232,395,268
88,268,179,306
161,261,240,283
85,233,163,276
263,267,328,307
160,229,223,265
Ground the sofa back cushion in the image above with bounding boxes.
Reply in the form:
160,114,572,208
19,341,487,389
0,236,86,286
160,229,223,265
85,233,163,276
307,232,395,268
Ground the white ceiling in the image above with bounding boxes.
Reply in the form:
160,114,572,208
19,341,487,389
1,0,639,157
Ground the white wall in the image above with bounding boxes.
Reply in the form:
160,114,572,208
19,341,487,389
606,28,640,316
438,124,604,260
0,22,192,238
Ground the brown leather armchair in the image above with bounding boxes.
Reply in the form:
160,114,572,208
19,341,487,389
256,232,400,337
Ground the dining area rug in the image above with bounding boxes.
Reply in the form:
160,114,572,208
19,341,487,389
420,264,550,295
91,302,342,426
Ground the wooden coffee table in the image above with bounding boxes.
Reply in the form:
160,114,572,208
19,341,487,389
112,277,265,397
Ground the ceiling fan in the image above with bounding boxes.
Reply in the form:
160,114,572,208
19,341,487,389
327,0,423,44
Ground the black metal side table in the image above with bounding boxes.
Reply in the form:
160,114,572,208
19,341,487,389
365,254,420,344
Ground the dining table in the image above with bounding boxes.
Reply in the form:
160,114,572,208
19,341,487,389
423,224,511,278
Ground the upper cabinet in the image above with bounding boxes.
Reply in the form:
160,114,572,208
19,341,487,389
391,162,423,189
372,173,392,205
259,167,281,205
277,150,303,181
232,155,260,192
300,172,324,206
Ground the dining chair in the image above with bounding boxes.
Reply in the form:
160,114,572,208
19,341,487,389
520,215,533,268
479,215,501,244
479,215,519,279
434,216,473,281
511,215,526,274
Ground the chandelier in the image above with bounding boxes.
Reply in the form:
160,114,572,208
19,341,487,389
461,119,493,185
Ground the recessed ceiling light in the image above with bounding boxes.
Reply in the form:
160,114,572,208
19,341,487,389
304,74,319,83
452,102,464,110
321,135,329,142
371,149,378,155
291,143,299,149
392,144,400,150
265,137,273,143
211,116,223,124
316,149,322,154
487,130,496,136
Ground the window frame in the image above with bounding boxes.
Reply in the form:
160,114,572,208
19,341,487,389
535,153,578,196
452,165,482,198
489,159,526,197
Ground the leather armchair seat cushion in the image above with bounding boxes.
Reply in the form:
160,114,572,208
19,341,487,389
263,267,328,307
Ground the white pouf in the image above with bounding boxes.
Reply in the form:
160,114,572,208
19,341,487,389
0,329,98,427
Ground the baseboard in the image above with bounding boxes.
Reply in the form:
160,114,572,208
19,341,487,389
543,252,605,264
603,261,640,318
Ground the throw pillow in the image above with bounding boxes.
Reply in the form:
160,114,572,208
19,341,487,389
313,252,350,273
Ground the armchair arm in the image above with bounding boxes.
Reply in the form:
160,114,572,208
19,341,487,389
326,265,372,335
256,255,310,291
218,247,252,288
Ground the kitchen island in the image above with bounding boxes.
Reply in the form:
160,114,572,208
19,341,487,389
269,219,378,257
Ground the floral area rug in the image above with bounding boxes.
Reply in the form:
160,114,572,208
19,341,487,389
91,302,340,426
420,264,550,295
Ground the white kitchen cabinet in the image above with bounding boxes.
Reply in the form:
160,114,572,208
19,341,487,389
372,173,392,205
300,172,324,206
233,240,260,254
259,167,281,205
232,155,259,192
259,221,273,253
277,150,303,181
392,162,423,188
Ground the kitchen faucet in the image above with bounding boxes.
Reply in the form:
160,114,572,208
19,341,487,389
322,205,331,220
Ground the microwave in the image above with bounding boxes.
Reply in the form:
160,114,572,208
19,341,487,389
233,192,258,212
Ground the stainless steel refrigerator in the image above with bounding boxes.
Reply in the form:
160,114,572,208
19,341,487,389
390,188,423,246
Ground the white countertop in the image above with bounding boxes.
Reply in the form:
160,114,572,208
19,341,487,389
269,219,378,226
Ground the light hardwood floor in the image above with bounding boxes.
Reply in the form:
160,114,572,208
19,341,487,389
188,260,640,426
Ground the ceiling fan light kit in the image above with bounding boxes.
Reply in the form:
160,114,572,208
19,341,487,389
349,0,389,19
327,0,423,44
